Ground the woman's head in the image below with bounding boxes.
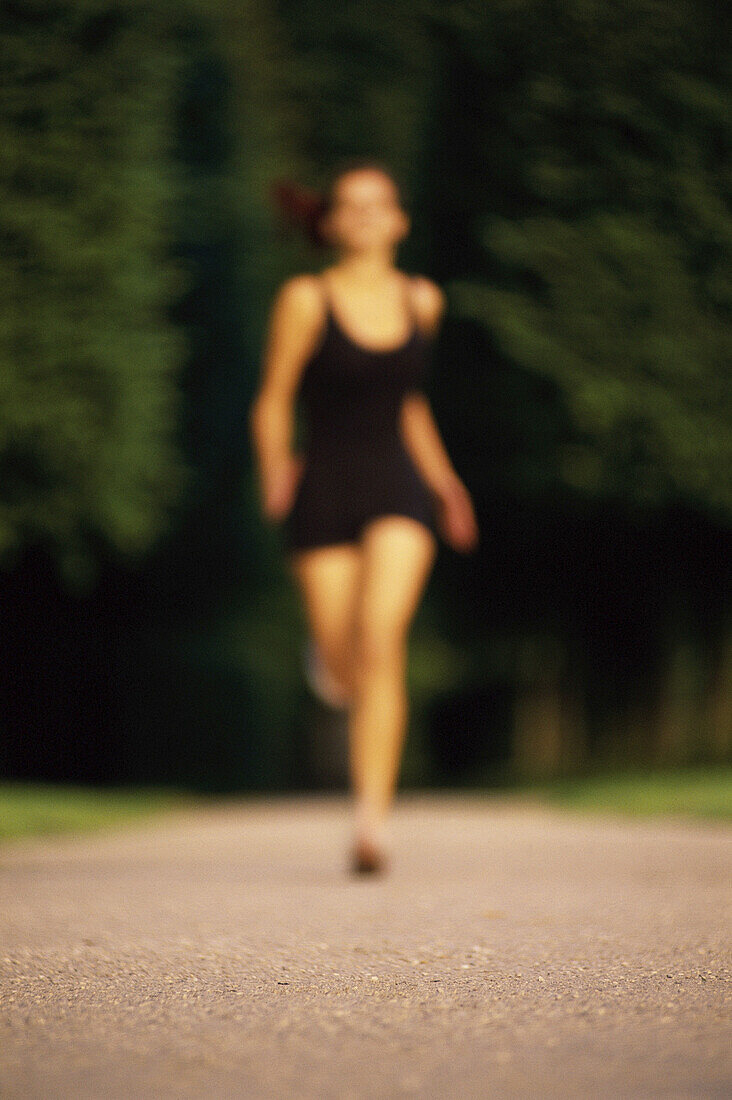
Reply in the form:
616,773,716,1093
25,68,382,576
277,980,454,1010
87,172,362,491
271,159,410,254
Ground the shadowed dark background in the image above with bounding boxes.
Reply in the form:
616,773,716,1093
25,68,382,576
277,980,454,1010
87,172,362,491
1,0,729,794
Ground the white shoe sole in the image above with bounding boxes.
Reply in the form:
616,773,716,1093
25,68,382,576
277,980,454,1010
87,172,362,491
303,637,352,709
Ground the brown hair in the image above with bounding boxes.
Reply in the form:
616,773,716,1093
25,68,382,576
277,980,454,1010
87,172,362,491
269,157,406,249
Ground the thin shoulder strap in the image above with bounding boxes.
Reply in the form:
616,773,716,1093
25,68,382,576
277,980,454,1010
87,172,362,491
320,271,333,318
402,274,421,334
401,274,414,318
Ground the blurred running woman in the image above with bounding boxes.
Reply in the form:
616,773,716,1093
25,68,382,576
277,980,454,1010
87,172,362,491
250,158,479,874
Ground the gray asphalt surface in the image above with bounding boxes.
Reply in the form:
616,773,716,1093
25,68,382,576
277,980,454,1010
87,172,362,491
1,791,730,1099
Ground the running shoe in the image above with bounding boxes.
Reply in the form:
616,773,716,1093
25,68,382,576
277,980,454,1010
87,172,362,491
350,835,390,875
302,636,352,710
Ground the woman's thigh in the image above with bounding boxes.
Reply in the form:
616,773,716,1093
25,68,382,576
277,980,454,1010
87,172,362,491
354,516,437,668
287,544,363,671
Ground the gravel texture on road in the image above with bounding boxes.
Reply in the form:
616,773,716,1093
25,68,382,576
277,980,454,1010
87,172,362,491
1,791,730,1098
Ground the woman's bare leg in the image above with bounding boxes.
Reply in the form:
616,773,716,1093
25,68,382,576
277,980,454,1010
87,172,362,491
287,544,362,701
349,516,437,852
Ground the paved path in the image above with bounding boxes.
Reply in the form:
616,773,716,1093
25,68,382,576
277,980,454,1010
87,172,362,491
0,792,730,1098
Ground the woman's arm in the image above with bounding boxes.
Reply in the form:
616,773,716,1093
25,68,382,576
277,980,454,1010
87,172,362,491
400,278,480,552
399,392,463,498
249,276,322,520
398,278,460,496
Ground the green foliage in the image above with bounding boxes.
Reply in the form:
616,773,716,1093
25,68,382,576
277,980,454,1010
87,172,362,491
0,0,193,592
436,0,732,520
452,211,731,515
203,0,310,310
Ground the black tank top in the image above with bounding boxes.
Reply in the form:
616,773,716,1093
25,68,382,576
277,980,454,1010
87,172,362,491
297,272,434,456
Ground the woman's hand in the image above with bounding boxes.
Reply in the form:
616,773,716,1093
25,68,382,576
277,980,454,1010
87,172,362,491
259,452,306,522
432,475,480,553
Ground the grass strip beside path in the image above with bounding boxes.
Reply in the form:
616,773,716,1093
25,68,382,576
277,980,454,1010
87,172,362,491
0,766,729,842
0,783,204,841
513,765,731,821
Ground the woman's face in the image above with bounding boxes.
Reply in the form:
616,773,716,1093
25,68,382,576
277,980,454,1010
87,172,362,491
320,170,409,253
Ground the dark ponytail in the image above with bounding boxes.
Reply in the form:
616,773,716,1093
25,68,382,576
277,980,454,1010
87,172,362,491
269,179,330,248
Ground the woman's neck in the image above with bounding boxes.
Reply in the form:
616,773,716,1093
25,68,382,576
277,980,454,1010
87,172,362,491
331,249,398,284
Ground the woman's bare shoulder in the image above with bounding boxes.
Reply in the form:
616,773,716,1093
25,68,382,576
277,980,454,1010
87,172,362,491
273,272,325,311
408,274,447,331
